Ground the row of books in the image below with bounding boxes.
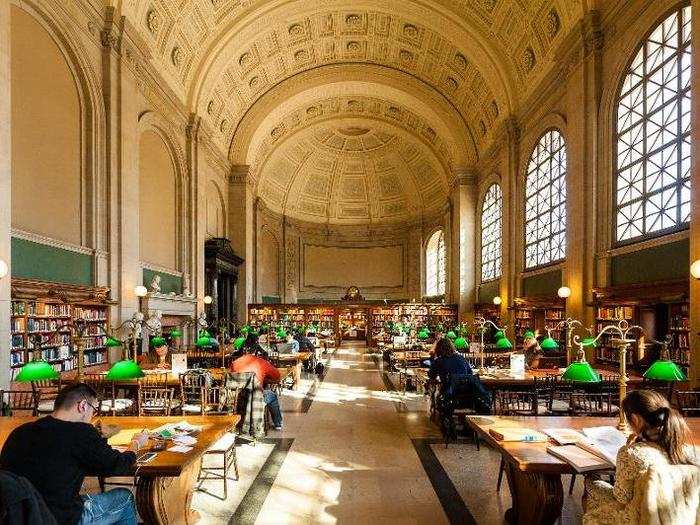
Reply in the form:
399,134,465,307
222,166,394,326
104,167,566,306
597,306,634,320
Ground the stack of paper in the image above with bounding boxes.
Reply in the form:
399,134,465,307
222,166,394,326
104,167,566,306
488,427,548,442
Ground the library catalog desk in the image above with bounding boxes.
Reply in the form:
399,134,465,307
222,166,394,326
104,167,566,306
466,415,700,525
0,415,240,525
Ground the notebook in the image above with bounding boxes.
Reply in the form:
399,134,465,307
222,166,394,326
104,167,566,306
488,427,548,442
547,445,612,473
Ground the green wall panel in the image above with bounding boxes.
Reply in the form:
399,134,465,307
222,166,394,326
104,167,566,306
611,239,689,286
522,269,561,297
262,295,282,304
142,268,182,294
478,279,501,303
11,237,93,285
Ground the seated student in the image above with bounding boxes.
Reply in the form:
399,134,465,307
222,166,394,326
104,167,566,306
0,383,149,525
243,333,268,359
584,389,698,524
428,337,473,384
229,349,283,430
294,331,314,352
278,334,300,354
139,340,171,369
423,330,444,367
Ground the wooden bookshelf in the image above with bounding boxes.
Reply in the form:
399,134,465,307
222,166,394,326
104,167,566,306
473,303,501,327
10,279,112,377
511,297,566,350
592,280,689,374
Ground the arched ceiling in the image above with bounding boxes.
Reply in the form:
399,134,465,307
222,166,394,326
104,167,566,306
121,0,586,225
257,118,449,225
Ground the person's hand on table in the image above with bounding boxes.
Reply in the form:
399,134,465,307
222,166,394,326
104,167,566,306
96,422,121,439
128,432,150,453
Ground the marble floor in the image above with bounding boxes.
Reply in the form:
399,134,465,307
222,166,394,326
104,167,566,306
191,343,585,524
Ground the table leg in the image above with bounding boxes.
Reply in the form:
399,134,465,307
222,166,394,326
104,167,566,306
293,361,302,389
136,461,200,524
503,459,563,525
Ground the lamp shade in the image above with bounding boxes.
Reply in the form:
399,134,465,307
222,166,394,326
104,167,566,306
493,330,505,341
233,336,246,350
523,330,535,339
562,362,600,383
540,336,559,351
105,336,123,348
106,360,144,380
417,329,430,340
644,360,686,381
15,361,59,382
169,328,182,338
276,329,287,339
446,331,457,340
196,331,215,347
150,336,167,347
454,337,468,350
495,337,513,350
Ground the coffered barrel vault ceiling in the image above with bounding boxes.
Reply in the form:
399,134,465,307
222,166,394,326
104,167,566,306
122,0,583,224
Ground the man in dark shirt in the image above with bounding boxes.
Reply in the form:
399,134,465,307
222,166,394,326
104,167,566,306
0,383,148,524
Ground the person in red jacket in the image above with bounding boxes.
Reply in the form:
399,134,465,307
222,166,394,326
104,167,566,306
230,351,283,429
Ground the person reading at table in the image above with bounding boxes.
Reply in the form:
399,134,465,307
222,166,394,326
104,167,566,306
584,389,698,524
428,338,473,383
0,383,149,525
229,350,283,430
139,340,171,369
278,334,300,354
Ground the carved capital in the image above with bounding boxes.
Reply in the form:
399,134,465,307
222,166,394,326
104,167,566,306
582,11,604,56
229,165,251,185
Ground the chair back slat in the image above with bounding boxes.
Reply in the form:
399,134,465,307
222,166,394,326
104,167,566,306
494,391,537,415
569,392,615,416
138,387,173,416
0,390,38,416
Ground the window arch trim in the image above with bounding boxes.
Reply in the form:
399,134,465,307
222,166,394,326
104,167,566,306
424,228,446,297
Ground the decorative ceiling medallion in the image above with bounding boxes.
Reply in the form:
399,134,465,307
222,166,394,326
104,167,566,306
219,119,228,132
454,52,468,71
547,9,561,37
346,41,361,53
445,76,458,91
522,47,536,72
399,49,414,63
288,23,304,37
238,52,251,67
249,76,260,89
403,23,418,39
337,126,370,137
206,100,214,114
146,9,160,34
270,126,284,141
306,105,321,118
386,106,400,119
294,49,309,61
347,100,363,112
170,47,182,67
345,14,362,27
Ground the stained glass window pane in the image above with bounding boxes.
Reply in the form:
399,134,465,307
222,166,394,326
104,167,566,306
524,130,567,269
481,184,502,281
615,7,691,243
426,230,446,296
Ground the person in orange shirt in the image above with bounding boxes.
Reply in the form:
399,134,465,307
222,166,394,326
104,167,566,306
229,350,283,429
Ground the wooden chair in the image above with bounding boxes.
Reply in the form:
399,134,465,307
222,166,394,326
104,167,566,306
84,374,133,416
641,378,675,402
197,432,239,500
676,391,700,417
138,372,168,388
569,392,617,417
30,379,61,415
533,375,571,414
0,390,38,416
138,387,174,416
180,371,227,414
493,390,538,492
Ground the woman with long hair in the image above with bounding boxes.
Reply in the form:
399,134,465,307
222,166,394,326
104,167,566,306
584,389,696,523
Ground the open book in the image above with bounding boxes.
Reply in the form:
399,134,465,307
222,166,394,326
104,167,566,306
542,428,587,445
488,427,548,442
547,445,612,472
578,426,627,465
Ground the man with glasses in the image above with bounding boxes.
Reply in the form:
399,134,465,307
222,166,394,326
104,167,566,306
0,383,148,524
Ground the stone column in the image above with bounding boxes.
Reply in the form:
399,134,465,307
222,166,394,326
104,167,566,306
449,170,477,320
102,10,149,329
186,116,204,317
500,118,520,329
228,165,254,322
0,0,12,388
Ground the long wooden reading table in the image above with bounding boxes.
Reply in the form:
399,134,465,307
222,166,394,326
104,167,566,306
466,415,700,525
0,415,240,525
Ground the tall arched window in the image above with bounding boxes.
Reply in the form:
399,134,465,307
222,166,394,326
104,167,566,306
525,130,567,269
615,6,691,243
425,230,445,296
481,183,502,281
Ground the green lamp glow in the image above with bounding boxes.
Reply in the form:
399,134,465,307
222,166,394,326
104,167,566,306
106,360,144,380
15,361,59,382
169,328,182,338
493,330,505,341
644,360,686,381
454,336,468,350
495,337,513,350
523,330,535,339
233,336,246,350
417,329,430,340
196,330,215,347
446,331,457,340
276,329,287,339
105,336,123,348
150,336,167,347
562,362,600,382
540,336,559,351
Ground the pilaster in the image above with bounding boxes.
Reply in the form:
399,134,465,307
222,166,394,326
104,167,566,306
228,165,254,321
450,170,477,320
0,0,11,388
689,0,700,386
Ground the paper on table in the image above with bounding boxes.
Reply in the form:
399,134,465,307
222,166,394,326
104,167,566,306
168,445,193,454
172,435,197,446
